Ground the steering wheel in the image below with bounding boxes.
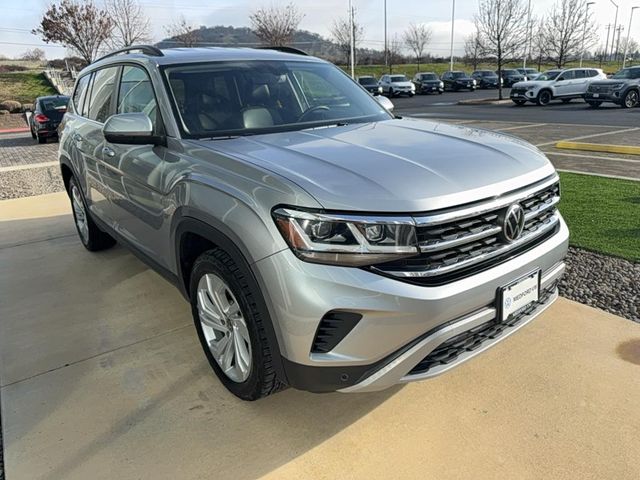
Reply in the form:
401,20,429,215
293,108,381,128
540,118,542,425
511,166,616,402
298,105,330,122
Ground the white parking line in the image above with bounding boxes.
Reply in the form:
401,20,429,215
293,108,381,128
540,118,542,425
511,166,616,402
0,161,58,173
535,127,640,147
544,151,640,164
497,123,547,131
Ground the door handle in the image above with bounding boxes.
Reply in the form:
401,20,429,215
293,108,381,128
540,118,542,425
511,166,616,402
102,146,116,158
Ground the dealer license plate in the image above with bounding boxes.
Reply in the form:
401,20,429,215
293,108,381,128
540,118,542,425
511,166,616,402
592,93,600,98
499,270,540,321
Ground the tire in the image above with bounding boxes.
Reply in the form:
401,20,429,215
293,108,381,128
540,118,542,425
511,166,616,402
409,92,414,97
388,88,394,97
536,90,552,106
68,176,116,251
587,101,602,108
30,127,36,139
190,249,286,400
622,89,639,108
37,134,46,144
512,99,526,106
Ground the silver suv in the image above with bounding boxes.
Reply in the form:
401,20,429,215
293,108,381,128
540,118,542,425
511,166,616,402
59,46,568,400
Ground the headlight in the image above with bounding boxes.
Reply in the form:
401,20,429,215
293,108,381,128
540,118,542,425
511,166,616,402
473,79,477,85
439,81,444,88
611,83,625,90
272,208,419,266
378,86,383,93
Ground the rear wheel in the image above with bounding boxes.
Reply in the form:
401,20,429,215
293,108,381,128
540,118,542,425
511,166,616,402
587,101,602,108
37,134,46,144
30,127,36,139
536,90,552,106
622,89,639,108
68,176,116,251
190,249,286,400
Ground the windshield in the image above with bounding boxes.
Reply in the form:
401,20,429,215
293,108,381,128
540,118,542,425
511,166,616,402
390,75,408,82
40,96,69,112
477,71,495,77
358,77,377,85
502,70,518,75
164,60,392,139
451,72,467,79
420,74,437,80
536,70,561,81
612,68,640,79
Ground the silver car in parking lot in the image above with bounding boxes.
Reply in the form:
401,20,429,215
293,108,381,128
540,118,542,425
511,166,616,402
59,45,568,400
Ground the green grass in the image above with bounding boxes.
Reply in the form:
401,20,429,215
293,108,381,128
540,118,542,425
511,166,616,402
558,172,640,262
344,60,630,79
0,72,57,104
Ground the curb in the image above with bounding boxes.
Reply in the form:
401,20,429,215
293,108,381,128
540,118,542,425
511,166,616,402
0,127,29,134
457,99,513,105
555,141,640,156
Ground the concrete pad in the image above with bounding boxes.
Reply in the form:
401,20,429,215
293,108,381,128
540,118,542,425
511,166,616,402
2,194,640,480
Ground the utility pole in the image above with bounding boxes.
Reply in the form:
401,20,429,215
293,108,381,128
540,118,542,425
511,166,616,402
349,0,355,78
523,0,532,69
449,0,456,71
384,0,388,69
615,25,624,63
604,24,612,64
580,2,596,67
610,0,619,62
623,6,639,68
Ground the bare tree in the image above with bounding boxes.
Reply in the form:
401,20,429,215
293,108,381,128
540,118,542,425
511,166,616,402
403,23,432,71
463,31,483,71
543,0,597,68
530,20,548,70
163,16,200,47
32,0,113,64
20,48,46,61
249,3,304,47
105,0,150,49
330,13,365,66
388,34,403,74
475,0,529,99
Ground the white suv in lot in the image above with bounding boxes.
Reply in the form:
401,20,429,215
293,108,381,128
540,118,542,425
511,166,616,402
379,74,415,97
510,68,606,106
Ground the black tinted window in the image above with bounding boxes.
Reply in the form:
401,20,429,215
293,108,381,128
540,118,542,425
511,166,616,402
73,75,90,115
40,96,68,113
574,70,586,79
88,67,119,123
117,66,158,130
558,71,575,80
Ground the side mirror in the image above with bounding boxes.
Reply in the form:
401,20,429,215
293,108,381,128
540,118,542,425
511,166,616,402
103,113,163,145
375,95,394,112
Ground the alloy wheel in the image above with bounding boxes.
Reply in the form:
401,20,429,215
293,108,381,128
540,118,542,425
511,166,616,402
624,90,639,108
196,273,252,383
71,185,89,244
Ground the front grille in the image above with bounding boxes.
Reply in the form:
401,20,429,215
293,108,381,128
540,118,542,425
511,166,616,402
408,282,557,375
372,176,561,285
588,85,612,94
511,87,527,95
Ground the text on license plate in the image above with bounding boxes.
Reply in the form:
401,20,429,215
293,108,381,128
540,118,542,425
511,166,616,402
500,270,540,321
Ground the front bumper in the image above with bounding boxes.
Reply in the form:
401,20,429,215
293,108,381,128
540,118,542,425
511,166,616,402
420,84,444,93
584,91,622,104
254,216,569,392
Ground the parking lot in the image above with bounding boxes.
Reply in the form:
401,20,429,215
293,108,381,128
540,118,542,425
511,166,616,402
1,99,640,479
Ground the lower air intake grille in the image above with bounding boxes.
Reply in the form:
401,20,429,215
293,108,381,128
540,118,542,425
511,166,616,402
311,311,362,354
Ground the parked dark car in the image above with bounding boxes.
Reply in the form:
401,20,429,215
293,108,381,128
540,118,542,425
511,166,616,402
471,70,501,89
412,72,444,94
584,66,640,108
27,95,70,143
441,71,477,91
357,75,382,95
497,69,526,87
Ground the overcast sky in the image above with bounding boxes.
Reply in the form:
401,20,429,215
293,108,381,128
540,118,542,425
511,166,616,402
1,0,638,59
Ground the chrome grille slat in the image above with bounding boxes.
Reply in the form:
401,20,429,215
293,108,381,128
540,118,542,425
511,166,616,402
374,179,561,281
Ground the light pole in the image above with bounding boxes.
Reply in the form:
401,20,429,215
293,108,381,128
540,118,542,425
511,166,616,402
580,2,596,67
349,0,355,78
623,6,639,68
610,0,619,62
384,0,388,69
449,0,456,71
523,0,532,69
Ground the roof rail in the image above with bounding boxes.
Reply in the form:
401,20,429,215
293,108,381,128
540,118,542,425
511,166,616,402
257,46,308,56
94,45,164,64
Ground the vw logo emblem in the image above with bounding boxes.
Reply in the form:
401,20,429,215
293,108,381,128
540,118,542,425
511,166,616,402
501,204,525,242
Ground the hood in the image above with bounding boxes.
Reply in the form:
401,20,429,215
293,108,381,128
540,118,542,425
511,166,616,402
192,118,555,212
589,79,632,85
454,77,474,82
421,79,442,84
390,80,413,87
513,80,552,88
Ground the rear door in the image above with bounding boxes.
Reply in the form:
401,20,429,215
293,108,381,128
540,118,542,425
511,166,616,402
572,70,589,95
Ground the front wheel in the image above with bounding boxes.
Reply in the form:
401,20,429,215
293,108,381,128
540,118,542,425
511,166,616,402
388,88,394,97
622,89,639,108
587,101,602,108
190,249,286,400
68,176,116,251
536,90,552,106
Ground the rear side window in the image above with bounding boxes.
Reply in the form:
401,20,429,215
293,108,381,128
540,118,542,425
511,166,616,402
73,75,90,115
88,67,119,123
117,66,158,130
588,70,599,77
574,70,586,79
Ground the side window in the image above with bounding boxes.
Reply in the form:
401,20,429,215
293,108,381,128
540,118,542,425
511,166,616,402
558,70,575,81
574,70,586,79
88,66,119,123
72,74,90,115
117,66,158,130
589,70,598,77
81,74,94,117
